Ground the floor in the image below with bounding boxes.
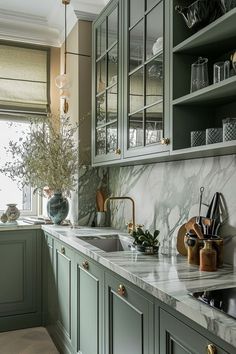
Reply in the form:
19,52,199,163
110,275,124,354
0,327,59,354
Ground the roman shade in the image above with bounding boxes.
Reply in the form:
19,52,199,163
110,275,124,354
0,44,49,113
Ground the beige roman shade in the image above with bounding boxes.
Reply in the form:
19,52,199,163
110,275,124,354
0,44,49,113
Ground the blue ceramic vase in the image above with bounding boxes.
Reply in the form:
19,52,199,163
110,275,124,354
47,192,69,224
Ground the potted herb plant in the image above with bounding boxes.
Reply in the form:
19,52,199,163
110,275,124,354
131,227,160,254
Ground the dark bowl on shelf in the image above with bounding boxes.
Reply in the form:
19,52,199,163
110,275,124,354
175,0,226,30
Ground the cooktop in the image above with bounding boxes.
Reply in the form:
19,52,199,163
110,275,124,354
190,287,236,320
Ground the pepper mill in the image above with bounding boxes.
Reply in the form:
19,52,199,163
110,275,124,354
200,240,217,272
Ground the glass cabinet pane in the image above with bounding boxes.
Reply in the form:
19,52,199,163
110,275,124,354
107,123,118,153
145,103,163,145
96,127,106,155
129,112,144,148
96,21,106,58
146,58,163,106
107,85,118,122
108,7,118,48
130,0,144,27
129,20,144,72
96,93,106,126
96,56,106,94
146,0,158,11
129,67,144,113
146,2,163,60
108,45,118,86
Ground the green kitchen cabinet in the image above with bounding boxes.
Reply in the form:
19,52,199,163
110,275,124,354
105,272,154,354
92,0,170,166
74,253,104,354
92,0,123,164
0,229,42,332
159,308,230,354
53,239,75,353
43,232,57,326
123,0,170,159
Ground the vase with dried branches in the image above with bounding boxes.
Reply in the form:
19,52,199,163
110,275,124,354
0,115,79,224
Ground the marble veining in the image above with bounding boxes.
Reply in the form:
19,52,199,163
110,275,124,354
108,154,236,265
42,225,236,349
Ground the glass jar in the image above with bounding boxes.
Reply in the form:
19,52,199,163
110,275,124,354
223,118,236,141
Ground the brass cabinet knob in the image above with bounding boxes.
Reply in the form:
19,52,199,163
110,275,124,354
160,138,170,145
61,247,65,255
115,148,121,155
82,261,89,270
117,284,126,296
207,344,217,354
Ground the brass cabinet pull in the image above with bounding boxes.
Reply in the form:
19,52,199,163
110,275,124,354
61,247,65,255
207,344,217,354
117,284,126,296
115,148,121,155
160,138,170,145
82,261,89,270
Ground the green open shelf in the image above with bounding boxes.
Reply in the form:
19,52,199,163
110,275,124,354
173,8,236,55
173,75,236,106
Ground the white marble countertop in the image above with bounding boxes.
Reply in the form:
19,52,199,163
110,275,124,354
42,224,236,348
0,221,41,231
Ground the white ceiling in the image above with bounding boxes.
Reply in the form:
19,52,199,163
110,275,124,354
0,0,109,47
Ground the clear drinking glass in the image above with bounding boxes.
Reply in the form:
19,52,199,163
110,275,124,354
190,57,209,92
213,61,230,84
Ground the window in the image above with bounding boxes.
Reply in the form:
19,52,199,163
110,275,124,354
0,43,50,216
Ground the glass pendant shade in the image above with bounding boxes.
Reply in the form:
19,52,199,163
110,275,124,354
55,73,71,90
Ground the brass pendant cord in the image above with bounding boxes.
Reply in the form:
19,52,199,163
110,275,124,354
64,0,67,75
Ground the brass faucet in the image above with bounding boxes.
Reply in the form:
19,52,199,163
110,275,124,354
104,196,136,234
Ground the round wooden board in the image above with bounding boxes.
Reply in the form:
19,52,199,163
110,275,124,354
176,224,187,256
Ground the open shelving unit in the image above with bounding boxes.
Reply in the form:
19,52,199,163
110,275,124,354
171,0,236,156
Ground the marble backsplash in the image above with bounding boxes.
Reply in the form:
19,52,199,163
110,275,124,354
108,154,236,265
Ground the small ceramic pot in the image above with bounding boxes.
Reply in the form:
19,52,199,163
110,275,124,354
5,204,20,222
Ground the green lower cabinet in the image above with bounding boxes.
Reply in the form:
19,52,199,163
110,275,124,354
160,309,230,354
0,230,42,332
105,272,154,354
53,239,75,354
43,233,57,326
74,254,104,354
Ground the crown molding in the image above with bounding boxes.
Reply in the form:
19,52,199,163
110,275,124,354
74,10,97,21
71,0,106,15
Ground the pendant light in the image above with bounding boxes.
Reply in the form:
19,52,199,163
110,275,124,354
55,0,92,114
55,0,71,114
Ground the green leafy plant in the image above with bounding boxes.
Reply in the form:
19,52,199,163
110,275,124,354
131,227,160,248
0,115,79,196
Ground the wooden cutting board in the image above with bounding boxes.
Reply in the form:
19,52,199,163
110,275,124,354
176,224,187,256
96,189,106,212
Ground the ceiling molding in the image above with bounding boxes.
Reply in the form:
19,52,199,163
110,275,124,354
74,10,97,22
71,0,106,15
0,0,108,47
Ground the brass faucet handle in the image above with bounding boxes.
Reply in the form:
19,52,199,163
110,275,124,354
126,222,135,234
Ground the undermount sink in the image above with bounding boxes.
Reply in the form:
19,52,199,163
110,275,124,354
78,234,133,252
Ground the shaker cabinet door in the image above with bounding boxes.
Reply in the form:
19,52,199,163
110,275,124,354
160,309,229,354
54,240,74,344
75,254,104,354
105,272,154,354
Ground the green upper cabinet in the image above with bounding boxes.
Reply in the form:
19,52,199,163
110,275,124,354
92,0,123,165
123,0,170,158
92,0,170,166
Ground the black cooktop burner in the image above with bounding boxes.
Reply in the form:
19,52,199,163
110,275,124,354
190,287,236,320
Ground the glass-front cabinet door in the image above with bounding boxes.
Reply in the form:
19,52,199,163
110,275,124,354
124,0,169,158
92,0,122,164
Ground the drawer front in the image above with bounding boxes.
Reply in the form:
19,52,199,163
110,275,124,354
160,309,229,354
